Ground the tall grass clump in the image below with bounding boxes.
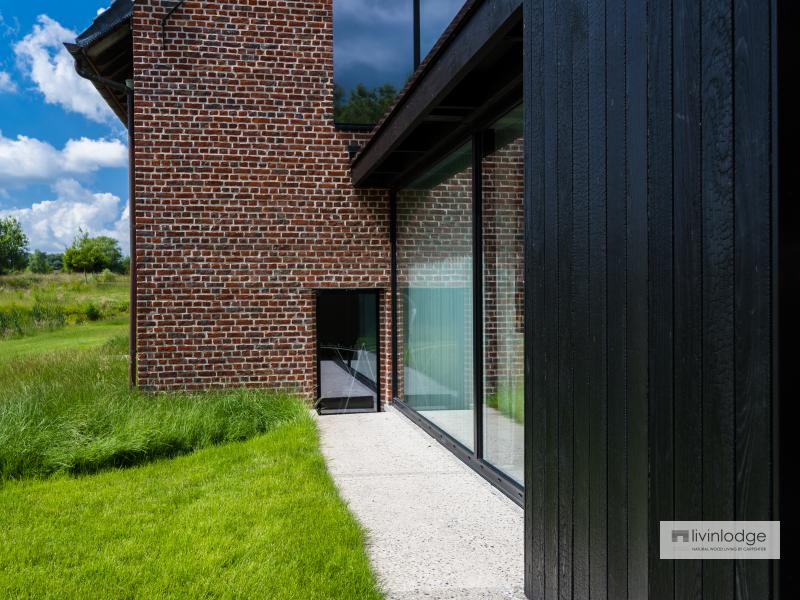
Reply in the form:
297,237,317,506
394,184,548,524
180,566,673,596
485,383,524,425
0,336,306,481
0,272,130,338
0,303,67,337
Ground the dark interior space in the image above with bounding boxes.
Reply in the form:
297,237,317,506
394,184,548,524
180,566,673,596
316,290,380,414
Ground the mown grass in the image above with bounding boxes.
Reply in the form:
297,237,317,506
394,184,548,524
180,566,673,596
0,328,383,599
0,416,382,600
0,272,128,338
0,335,307,481
0,317,128,361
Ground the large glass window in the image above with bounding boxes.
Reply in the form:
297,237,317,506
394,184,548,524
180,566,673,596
393,105,524,487
333,1,468,125
481,105,524,483
333,0,410,124
396,142,474,449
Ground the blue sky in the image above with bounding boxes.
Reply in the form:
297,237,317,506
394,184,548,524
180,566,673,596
0,1,129,254
334,0,464,92
0,0,463,256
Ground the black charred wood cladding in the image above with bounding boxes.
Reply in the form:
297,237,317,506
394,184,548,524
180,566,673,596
523,0,783,598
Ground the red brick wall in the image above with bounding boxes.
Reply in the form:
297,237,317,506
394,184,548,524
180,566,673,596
131,0,392,398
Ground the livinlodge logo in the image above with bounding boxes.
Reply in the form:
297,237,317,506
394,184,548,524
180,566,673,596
660,521,780,559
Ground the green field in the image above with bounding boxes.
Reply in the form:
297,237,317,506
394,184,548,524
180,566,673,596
0,277,382,599
0,317,128,361
0,272,129,338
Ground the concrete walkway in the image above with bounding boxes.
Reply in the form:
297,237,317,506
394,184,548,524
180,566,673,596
316,406,525,600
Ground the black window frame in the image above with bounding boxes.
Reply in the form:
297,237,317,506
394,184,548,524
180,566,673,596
389,96,524,506
315,288,382,414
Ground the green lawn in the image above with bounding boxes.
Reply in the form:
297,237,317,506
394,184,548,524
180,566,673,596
0,418,382,599
0,317,128,361
0,324,383,598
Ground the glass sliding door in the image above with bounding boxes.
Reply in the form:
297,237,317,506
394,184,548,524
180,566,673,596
391,104,525,495
481,105,524,483
396,142,475,449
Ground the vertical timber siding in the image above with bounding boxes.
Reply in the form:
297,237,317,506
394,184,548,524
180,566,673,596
523,0,780,598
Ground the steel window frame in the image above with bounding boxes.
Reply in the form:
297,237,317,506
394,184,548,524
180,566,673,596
315,288,382,413
389,106,524,507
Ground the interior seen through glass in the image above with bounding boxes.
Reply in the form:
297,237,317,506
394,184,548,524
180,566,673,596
397,142,475,449
396,104,524,485
318,291,378,412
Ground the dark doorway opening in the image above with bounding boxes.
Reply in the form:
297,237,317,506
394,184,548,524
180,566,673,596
316,290,380,414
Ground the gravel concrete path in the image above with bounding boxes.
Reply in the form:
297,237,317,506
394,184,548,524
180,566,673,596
316,406,525,600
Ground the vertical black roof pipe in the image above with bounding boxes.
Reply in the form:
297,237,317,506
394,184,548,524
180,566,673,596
413,0,421,69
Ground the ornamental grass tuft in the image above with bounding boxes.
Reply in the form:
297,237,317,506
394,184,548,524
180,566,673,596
0,335,306,481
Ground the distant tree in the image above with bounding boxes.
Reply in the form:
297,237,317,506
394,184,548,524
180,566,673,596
46,253,64,272
334,83,398,124
92,236,125,273
0,217,29,275
27,250,52,274
63,232,125,275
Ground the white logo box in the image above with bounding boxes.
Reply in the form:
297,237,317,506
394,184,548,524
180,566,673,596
660,521,780,560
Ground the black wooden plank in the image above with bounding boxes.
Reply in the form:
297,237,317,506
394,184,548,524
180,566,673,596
701,0,736,597
734,0,773,597
556,0,575,596
646,0,675,597
587,0,609,597
672,0,704,594
543,0,561,596
523,0,547,596
570,0,591,596
776,4,799,598
605,0,628,597
625,0,649,597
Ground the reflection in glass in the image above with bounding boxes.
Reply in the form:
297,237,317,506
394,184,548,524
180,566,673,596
482,105,524,483
397,142,474,449
318,291,378,413
333,0,409,124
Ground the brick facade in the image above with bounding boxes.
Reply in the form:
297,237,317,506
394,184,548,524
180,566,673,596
131,0,392,398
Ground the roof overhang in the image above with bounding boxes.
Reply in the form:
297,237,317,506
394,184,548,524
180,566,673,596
65,0,133,125
351,0,523,189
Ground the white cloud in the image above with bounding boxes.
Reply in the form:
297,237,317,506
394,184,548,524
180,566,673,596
0,132,127,186
0,179,128,253
0,70,16,93
13,15,114,123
